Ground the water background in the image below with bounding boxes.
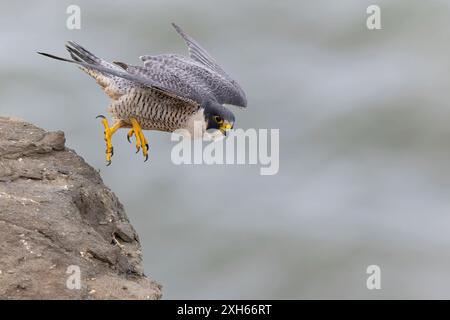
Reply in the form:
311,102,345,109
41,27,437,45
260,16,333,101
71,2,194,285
2,0,450,298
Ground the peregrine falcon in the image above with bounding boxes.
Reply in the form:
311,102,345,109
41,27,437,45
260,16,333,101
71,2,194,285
38,23,247,165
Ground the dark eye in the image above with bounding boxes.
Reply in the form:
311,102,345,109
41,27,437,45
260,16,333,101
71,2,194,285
214,116,223,124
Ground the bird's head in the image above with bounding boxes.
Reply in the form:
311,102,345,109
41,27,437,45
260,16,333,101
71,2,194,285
204,101,235,136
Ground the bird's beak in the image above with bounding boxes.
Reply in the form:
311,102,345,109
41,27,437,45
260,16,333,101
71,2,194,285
220,121,233,136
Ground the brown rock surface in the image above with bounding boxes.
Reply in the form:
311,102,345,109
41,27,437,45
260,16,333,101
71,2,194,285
0,117,162,299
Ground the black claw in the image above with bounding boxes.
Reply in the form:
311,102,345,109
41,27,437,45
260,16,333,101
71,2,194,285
127,135,131,143
106,160,112,166
136,147,140,153
96,115,106,119
144,154,149,162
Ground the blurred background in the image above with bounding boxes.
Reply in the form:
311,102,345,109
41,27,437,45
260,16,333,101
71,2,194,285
2,0,450,299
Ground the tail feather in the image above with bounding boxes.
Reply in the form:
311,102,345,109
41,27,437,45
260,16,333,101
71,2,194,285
37,52,75,63
37,50,111,89
39,41,121,75
38,43,145,100
37,43,162,96
38,42,118,82
37,48,137,83
65,41,105,66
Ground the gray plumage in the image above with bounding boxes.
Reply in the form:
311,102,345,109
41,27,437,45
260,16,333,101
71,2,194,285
38,23,246,135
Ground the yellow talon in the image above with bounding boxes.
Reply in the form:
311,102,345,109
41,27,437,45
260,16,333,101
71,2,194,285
127,129,134,143
129,118,149,162
97,115,124,165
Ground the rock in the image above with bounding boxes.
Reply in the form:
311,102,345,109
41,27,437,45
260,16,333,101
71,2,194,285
0,117,162,299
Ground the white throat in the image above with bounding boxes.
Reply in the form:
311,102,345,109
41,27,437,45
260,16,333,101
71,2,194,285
183,109,207,139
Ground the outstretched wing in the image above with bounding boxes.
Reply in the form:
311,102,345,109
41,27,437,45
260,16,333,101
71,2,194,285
140,23,247,108
171,23,247,108
38,24,247,108
37,51,204,106
171,24,232,81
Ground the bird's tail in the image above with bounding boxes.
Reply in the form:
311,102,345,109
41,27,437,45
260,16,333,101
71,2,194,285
64,41,113,69
38,42,160,100
38,42,128,93
65,42,115,88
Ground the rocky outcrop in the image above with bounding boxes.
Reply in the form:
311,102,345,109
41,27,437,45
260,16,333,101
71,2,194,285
0,117,162,299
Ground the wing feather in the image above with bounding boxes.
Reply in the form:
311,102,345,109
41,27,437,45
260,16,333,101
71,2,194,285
39,24,247,108
169,23,247,107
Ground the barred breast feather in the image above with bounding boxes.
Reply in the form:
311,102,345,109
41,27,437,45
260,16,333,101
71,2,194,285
108,87,200,132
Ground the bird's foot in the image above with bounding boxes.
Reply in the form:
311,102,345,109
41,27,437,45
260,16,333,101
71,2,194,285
97,115,124,165
127,118,149,162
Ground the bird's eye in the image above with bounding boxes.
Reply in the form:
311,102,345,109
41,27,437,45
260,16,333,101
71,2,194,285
214,116,223,124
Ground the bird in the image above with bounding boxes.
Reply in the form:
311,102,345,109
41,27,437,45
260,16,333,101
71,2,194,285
38,23,247,165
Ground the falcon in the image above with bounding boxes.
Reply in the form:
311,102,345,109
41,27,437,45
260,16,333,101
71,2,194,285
38,23,247,165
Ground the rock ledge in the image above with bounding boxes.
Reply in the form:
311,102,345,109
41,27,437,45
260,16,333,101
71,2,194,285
0,117,162,299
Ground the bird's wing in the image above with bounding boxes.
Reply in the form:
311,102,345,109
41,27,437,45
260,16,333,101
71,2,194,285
119,61,206,106
171,24,229,79
39,23,247,108
144,23,247,107
37,51,204,106
139,53,246,108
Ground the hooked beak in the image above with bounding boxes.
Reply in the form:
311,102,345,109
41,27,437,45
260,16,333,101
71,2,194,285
219,121,233,136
